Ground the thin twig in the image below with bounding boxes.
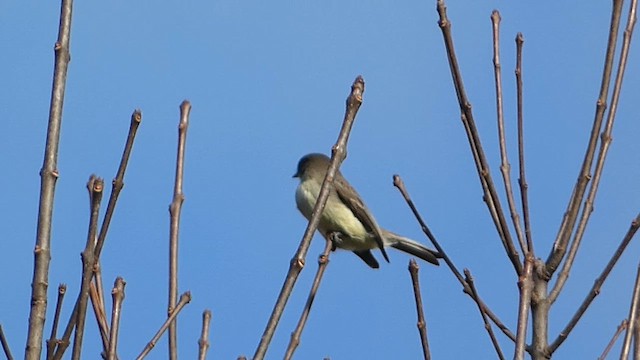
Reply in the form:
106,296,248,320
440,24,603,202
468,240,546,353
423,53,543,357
549,212,640,354
26,0,74,358
95,109,142,258
252,76,366,360
514,33,534,256
514,256,533,360
107,277,126,360
491,10,527,257
0,325,14,360
436,0,522,275
71,176,104,360
89,281,110,356
621,264,640,359
198,310,212,360
91,110,142,342
599,320,628,360
284,240,333,360
464,269,505,360
168,101,191,360
393,175,516,342
549,0,638,304
46,284,66,360
545,0,625,277
136,292,192,360
408,259,431,360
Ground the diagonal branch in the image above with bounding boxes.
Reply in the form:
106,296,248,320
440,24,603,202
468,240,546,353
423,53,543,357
26,0,75,358
620,263,640,359
136,292,192,360
465,269,505,360
548,212,640,354
549,0,638,303
252,76,366,360
393,175,516,342
284,240,333,360
598,319,628,360
436,0,522,275
545,0,625,276
0,325,14,360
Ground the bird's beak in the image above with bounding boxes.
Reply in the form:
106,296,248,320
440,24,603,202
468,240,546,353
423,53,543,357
292,172,299,178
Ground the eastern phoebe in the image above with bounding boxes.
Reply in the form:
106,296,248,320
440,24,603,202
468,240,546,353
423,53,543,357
293,153,440,268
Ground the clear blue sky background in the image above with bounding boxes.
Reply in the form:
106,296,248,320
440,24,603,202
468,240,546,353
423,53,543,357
2,1,639,359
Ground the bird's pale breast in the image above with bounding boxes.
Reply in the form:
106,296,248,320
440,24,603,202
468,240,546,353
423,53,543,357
295,179,373,250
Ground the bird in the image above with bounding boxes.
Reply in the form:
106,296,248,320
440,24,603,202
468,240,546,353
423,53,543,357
293,153,440,268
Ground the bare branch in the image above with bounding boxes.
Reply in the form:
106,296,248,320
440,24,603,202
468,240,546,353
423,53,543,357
546,0,626,276
514,256,533,360
491,10,527,257
549,0,638,304
436,0,522,275
284,240,333,360
549,212,640,354
464,270,505,360
71,176,104,360
621,264,640,359
26,0,75,357
136,292,192,360
198,310,212,360
46,284,66,360
252,76,366,360
393,175,516,342
598,320,628,360
89,281,110,356
514,33,534,255
168,101,191,359
408,259,431,360
107,277,126,360
0,324,14,360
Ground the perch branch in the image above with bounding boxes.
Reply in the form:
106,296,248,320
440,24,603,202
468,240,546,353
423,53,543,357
252,76,366,360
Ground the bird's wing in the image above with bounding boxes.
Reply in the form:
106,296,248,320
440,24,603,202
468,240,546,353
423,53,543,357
334,173,390,263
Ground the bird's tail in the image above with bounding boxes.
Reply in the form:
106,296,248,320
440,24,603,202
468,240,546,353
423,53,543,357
383,230,440,266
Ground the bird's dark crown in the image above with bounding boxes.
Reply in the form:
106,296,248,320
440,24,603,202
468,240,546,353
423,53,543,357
294,153,330,178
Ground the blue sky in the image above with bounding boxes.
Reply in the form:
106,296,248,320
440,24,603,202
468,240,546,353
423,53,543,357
1,1,639,359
